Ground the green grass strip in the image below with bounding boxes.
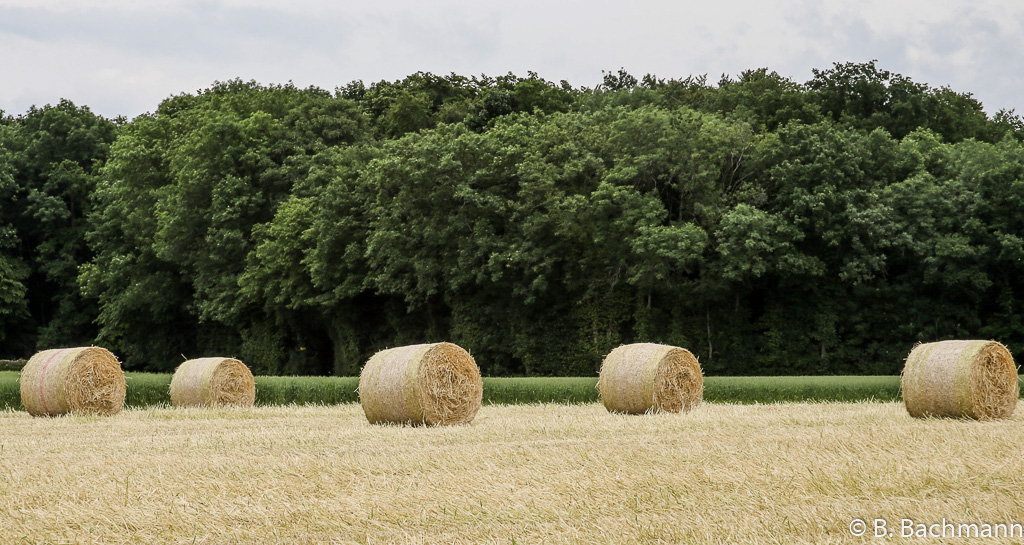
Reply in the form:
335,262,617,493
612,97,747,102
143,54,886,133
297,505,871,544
702,376,904,404
0,371,20,410
483,377,600,404
121,373,362,407
252,375,360,406
4,371,1024,410
483,376,904,405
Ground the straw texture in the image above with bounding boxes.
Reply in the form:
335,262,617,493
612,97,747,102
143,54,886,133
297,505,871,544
902,340,1018,420
359,342,482,425
598,343,703,414
19,347,126,417
170,357,256,407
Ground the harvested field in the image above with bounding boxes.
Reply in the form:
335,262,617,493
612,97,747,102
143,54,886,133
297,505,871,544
1,402,1022,544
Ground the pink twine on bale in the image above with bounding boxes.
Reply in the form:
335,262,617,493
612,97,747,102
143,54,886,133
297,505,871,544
36,348,70,415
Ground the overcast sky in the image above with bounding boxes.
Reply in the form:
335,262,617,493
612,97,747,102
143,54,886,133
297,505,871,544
1,0,1022,119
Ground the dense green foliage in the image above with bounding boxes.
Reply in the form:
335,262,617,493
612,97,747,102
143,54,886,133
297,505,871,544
0,101,118,355
2,62,1024,376
0,359,24,371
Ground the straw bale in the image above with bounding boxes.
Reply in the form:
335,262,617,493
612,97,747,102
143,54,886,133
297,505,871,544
359,342,482,425
902,340,1018,420
20,347,125,416
170,357,256,407
598,343,703,414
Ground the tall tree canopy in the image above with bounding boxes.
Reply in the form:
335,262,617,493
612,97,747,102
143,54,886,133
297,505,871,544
2,64,1023,377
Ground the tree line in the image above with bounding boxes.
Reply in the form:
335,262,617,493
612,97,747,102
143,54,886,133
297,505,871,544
2,61,1023,376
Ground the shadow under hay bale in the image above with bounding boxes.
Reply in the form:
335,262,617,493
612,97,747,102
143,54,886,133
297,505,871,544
20,347,125,417
902,340,1018,420
170,357,256,407
599,343,703,414
359,342,482,426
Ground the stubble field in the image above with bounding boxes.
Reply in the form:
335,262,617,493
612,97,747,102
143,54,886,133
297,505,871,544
2,402,1022,544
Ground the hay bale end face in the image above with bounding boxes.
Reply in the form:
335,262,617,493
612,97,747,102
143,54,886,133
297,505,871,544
170,357,256,407
902,340,1018,420
20,347,126,417
359,342,483,426
599,343,703,414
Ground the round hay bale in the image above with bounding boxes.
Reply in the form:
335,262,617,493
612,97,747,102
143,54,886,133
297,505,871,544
170,357,255,407
902,340,1018,420
359,342,482,426
598,343,703,414
20,347,125,417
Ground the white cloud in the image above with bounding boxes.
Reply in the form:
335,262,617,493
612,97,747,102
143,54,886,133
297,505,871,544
1,0,1022,118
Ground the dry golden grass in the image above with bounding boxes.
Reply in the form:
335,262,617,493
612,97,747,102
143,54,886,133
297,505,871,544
1,402,1023,544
